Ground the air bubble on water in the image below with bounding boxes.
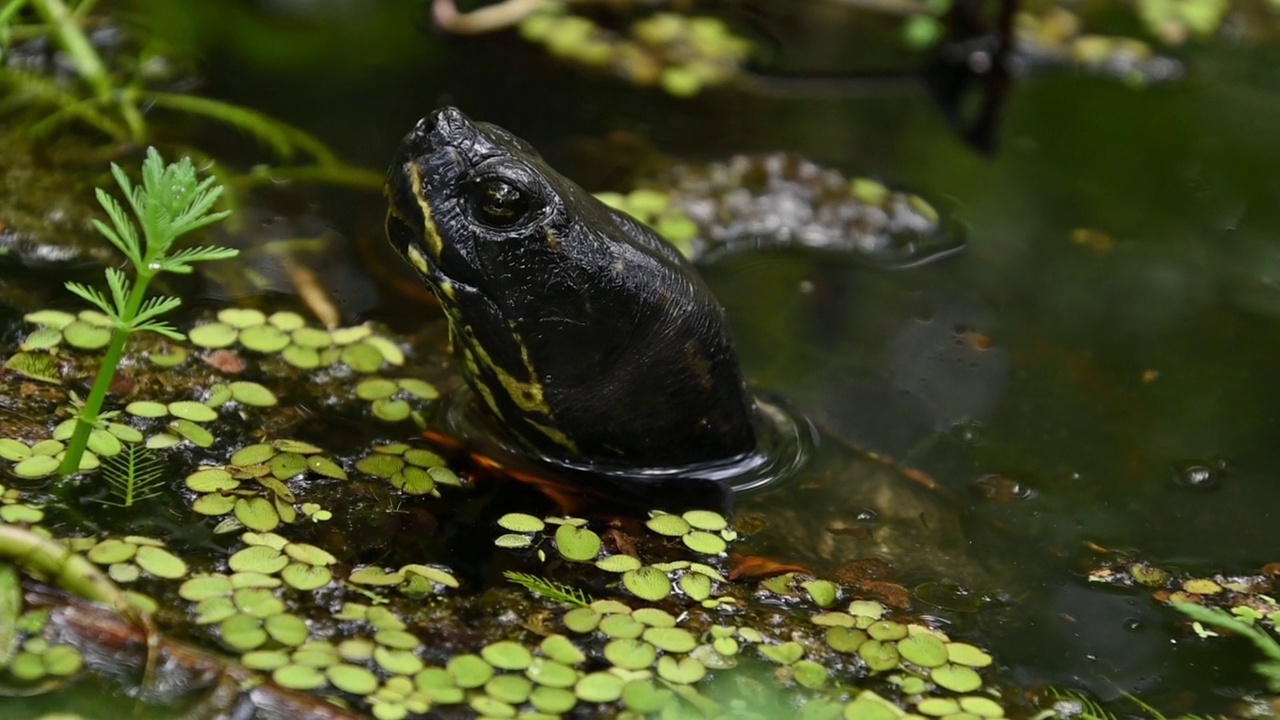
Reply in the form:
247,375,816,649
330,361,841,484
1171,460,1221,491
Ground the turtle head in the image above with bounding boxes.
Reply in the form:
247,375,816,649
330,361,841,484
385,107,757,469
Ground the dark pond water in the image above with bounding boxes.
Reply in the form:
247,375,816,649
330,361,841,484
7,0,1280,715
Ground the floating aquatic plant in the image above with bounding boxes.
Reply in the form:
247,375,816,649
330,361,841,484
59,148,238,476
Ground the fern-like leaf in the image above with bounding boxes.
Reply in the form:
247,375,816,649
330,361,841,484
503,571,593,608
131,295,182,325
64,281,117,321
96,443,166,507
159,244,238,274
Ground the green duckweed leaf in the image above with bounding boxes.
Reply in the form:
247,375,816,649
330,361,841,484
234,497,281,532
596,554,642,573
365,335,405,365
760,641,804,665
931,663,983,692
282,344,321,369
192,492,236,516
868,620,908,641
447,653,494,688
189,322,238,348
398,378,438,399
375,645,424,675
622,566,673,602
604,638,656,670
598,613,644,640
857,639,900,672
13,455,60,478
539,635,585,665
898,632,948,667
843,692,901,720
187,468,238,492
281,563,332,590
87,539,136,565
679,572,712,601
168,418,214,447
794,659,829,688
804,580,839,608
481,641,534,671
497,512,545,533
554,524,602,562
218,308,266,328
485,674,533,704
231,443,277,467
238,323,291,352
273,663,327,690
243,649,291,671
269,312,306,331
849,600,885,620
24,309,76,328
574,671,625,702
631,608,675,628
327,663,380,694
357,378,398,401
230,381,278,407
180,575,233,601
495,533,533,549
135,545,188,578
348,566,404,586
812,611,856,627
307,455,347,479
946,642,993,667
642,627,696,653
219,613,267,651
372,398,411,421
63,320,112,349
561,607,601,634
264,614,309,646
826,626,868,653
0,438,31,461
234,587,284,618
959,696,1004,717
356,453,404,478
681,510,727,531
341,342,384,373
530,685,578,714
645,513,691,536
526,657,578,688
682,530,727,555
656,655,705,684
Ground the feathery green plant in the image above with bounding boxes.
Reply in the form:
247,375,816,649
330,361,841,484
503,571,593,608
96,443,165,507
59,148,238,476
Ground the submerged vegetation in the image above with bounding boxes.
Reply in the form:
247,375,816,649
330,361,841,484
0,0,380,191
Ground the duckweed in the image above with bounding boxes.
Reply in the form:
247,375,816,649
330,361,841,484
622,566,673,601
574,671,625,702
554,524,602,562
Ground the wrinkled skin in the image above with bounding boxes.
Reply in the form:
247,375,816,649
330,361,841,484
385,107,756,468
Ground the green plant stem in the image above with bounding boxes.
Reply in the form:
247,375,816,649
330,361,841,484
58,269,157,476
30,0,109,99
29,0,144,141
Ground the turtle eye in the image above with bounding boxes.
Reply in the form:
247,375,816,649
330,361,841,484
467,177,535,230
